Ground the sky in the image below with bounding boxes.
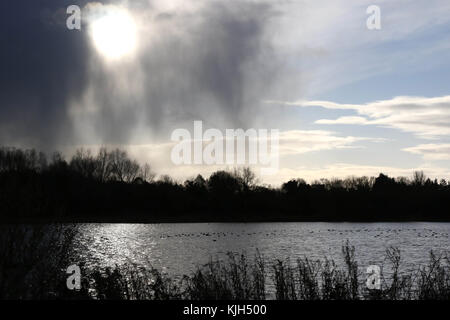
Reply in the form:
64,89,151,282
1,0,450,185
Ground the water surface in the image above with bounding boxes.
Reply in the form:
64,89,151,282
73,222,450,277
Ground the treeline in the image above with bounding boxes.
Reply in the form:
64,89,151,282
1,146,450,222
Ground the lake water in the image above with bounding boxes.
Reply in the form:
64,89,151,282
73,222,450,278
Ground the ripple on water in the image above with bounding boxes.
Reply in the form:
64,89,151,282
73,222,450,276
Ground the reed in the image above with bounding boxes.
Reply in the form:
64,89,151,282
83,243,450,300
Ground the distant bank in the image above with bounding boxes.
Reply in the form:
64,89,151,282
1,146,450,223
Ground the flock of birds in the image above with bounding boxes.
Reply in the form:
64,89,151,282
128,227,450,241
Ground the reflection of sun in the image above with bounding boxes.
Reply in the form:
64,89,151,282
90,7,137,60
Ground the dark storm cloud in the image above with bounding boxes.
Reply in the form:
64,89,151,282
0,0,94,149
0,0,283,148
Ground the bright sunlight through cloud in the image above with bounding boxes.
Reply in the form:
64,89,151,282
90,6,137,60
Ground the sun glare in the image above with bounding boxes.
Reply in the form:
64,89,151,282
90,8,137,61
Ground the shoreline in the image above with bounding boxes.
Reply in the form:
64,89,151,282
3,216,450,224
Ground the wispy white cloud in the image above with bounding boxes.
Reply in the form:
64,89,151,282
270,96,450,139
315,116,369,125
403,143,450,160
278,130,381,155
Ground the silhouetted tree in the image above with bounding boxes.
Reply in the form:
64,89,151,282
208,171,241,194
139,163,156,183
413,171,426,187
373,173,397,191
108,149,140,183
281,179,308,194
70,148,97,179
234,167,258,191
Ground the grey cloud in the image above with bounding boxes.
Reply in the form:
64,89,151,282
69,1,284,146
0,0,92,150
1,0,286,150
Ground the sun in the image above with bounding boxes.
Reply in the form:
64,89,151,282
90,7,137,61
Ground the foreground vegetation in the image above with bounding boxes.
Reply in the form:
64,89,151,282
1,146,450,222
81,246,450,300
1,225,449,300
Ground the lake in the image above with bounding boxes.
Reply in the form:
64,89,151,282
73,222,450,278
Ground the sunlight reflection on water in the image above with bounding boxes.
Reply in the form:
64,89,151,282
73,222,450,278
